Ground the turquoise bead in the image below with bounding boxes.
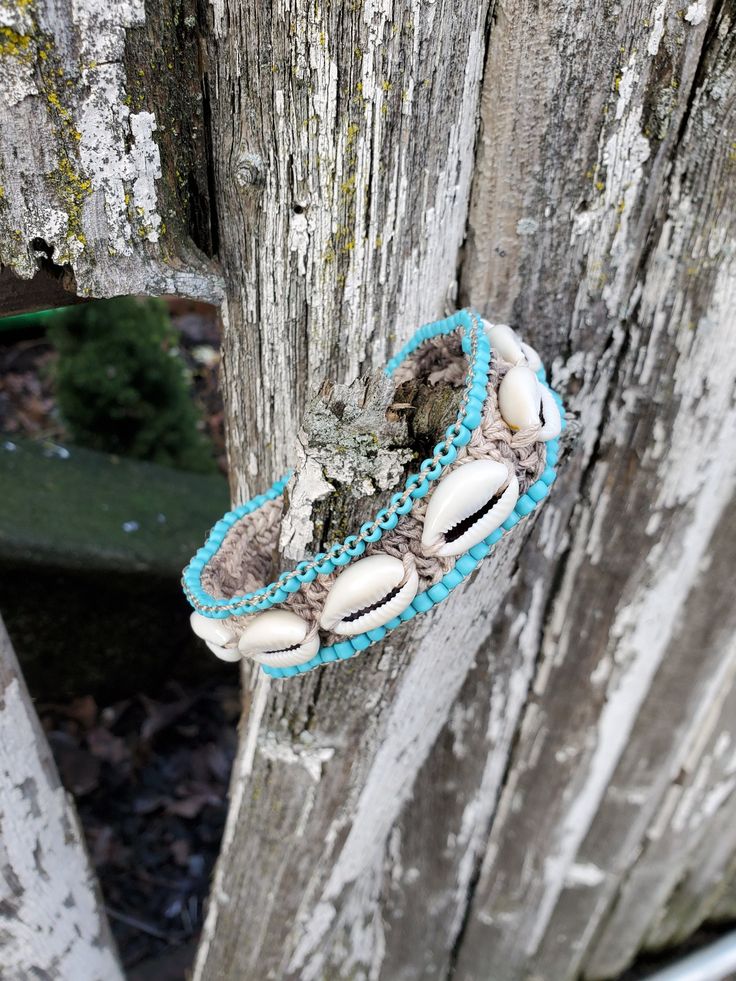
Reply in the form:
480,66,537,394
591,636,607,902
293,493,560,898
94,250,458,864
410,478,431,499
351,635,371,651
345,536,367,557
461,335,472,355
391,492,414,515
412,593,434,613
399,605,417,622
384,616,402,631
516,494,535,516
443,569,464,589
377,509,399,530
469,542,490,560
331,548,352,566
321,647,338,662
296,564,317,583
271,587,288,603
433,442,457,466
335,640,355,659
283,577,301,593
541,467,557,485
428,583,449,603
314,556,335,575
451,424,472,447
470,383,487,401
464,405,482,429
367,626,387,642
360,522,383,542
528,480,549,503
283,666,300,677
502,512,520,531
485,528,503,545
421,458,443,480
455,554,478,576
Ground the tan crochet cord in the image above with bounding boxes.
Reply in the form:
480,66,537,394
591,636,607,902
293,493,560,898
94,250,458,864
200,335,546,643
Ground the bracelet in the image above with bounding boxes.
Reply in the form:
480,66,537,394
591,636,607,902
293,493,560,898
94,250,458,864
182,310,565,678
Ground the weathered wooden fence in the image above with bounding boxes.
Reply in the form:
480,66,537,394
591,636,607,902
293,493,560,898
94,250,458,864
1,0,735,978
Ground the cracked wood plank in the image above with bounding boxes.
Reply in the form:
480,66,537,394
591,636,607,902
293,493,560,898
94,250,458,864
0,615,123,980
196,0,736,978
454,2,736,978
209,0,490,492
194,1,503,978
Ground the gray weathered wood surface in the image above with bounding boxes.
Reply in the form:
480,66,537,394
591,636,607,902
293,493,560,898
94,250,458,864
0,615,123,980
197,2,736,978
1,0,735,978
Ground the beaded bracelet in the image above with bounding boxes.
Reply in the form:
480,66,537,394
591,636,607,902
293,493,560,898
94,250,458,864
182,310,565,678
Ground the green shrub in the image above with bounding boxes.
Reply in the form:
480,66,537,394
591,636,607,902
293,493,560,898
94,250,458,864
47,296,216,473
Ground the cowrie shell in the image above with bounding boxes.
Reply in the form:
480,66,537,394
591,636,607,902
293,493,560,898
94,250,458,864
483,322,525,366
499,366,561,442
205,640,241,663
238,609,319,668
538,384,561,441
190,611,237,648
320,554,419,636
520,340,542,372
422,460,519,557
498,365,543,431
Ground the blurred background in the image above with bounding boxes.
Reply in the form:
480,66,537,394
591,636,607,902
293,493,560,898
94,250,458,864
0,296,237,978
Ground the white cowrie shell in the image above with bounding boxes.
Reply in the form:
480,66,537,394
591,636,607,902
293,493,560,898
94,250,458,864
190,611,238,648
498,365,542,431
238,609,320,668
320,554,419,636
538,384,562,441
483,322,525,366
520,340,543,373
422,460,519,557
205,640,241,663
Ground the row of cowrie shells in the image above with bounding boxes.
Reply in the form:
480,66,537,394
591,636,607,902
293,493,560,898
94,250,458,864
191,322,560,668
191,458,526,668
484,321,561,441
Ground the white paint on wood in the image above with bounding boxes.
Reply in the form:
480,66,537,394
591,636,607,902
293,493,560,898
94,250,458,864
685,1,708,26
0,624,122,980
0,0,221,300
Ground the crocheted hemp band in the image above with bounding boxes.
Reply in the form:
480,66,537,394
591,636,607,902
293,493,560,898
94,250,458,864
182,310,565,678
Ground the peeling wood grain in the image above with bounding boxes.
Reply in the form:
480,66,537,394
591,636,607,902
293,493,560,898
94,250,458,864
209,0,491,495
0,0,222,302
454,2,736,978
1,0,734,976
195,0,736,977
0,616,123,981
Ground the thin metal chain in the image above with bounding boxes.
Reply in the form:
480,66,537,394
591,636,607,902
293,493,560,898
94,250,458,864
184,313,483,614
